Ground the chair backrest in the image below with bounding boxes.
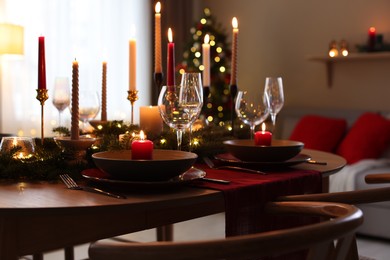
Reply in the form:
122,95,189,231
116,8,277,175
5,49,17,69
88,201,363,260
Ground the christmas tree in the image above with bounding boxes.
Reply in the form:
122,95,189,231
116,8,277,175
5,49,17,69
177,8,232,126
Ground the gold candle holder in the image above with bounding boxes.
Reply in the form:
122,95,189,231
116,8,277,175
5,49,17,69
36,89,49,145
127,90,138,125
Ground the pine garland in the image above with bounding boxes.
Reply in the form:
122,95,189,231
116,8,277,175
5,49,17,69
0,121,249,181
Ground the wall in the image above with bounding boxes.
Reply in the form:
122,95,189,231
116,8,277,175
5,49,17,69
200,0,390,111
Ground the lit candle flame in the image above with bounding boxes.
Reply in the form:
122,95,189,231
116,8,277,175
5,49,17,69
232,17,238,29
261,122,266,132
369,27,376,33
12,137,18,147
155,2,161,13
204,34,209,44
140,130,145,141
168,28,173,43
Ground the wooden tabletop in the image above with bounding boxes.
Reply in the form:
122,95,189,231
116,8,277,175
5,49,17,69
0,149,346,259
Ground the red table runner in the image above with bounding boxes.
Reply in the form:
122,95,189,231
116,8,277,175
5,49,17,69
191,164,322,237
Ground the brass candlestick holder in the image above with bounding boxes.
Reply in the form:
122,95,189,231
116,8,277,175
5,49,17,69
154,72,164,105
36,89,49,145
229,84,238,136
127,90,139,125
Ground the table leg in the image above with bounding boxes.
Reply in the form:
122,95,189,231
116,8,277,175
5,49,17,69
156,225,174,241
322,176,329,193
33,253,43,260
64,246,74,260
0,218,18,260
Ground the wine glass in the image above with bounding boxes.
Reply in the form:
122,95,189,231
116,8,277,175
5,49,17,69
52,77,71,126
180,72,203,149
79,91,100,133
158,85,202,151
235,89,270,139
264,77,284,130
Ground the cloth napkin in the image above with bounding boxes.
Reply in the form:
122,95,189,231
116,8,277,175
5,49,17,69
191,164,322,237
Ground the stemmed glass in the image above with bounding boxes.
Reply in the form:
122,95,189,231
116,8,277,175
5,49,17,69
52,77,71,126
264,77,284,130
235,89,270,139
180,72,203,149
79,91,100,133
158,85,202,151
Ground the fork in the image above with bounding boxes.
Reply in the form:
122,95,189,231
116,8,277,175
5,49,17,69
203,157,267,175
59,174,127,199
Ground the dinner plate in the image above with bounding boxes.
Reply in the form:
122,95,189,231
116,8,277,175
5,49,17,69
92,149,197,181
223,139,304,162
81,167,206,189
214,153,311,168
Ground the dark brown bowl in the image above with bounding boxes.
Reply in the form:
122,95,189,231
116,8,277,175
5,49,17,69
223,139,304,162
92,149,197,181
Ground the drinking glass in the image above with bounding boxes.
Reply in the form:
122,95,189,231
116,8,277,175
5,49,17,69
235,89,270,139
158,85,202,151
180,72,203,149
0,137,36,159
264,77,284,129
52,77,71,126
79,91,100,132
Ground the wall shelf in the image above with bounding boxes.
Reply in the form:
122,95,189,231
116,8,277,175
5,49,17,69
307,52,390,87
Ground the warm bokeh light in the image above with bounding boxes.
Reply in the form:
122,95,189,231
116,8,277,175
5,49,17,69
328,49,338,57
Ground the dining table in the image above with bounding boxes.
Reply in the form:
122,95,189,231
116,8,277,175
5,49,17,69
0,148,346,259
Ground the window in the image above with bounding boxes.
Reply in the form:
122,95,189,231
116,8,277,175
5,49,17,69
1,0,151,136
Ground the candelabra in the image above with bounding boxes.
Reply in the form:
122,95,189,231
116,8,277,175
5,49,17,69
230,84,238,136
36,89,49,145
154,72,164,105
127,90,139,125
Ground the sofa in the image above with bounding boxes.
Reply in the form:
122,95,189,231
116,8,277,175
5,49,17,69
276,107,390,240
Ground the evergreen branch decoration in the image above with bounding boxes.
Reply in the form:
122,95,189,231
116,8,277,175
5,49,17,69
0,120,250,181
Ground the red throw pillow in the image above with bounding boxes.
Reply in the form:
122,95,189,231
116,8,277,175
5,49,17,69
336,112,390,164
289,115,347,153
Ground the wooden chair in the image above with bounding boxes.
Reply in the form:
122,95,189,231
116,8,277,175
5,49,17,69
88,201,363,260
276,173,390,259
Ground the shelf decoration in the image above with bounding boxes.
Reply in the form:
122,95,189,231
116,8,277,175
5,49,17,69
328,40,339,57
357,27,390,52
340,40,349,57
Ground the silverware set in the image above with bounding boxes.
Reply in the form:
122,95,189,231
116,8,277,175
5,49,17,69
59,174,127,199
203,157,267,175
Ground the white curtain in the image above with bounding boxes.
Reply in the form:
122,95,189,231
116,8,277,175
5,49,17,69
0,0,151,136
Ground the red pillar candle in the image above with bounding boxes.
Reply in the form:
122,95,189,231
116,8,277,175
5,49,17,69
167,28,175,89
255,123,272,146
131,130,154,160
38,36,46,89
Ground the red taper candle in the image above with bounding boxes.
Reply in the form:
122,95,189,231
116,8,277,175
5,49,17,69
167,28,175,88
38,36,46,89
